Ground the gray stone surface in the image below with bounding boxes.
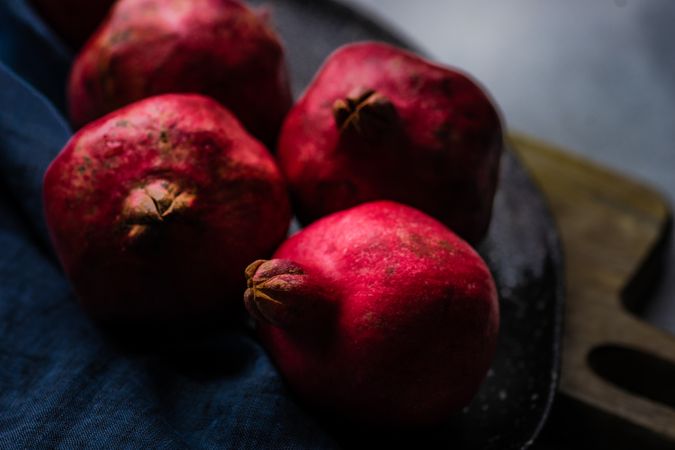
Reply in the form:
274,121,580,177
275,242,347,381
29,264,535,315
344,0,675,333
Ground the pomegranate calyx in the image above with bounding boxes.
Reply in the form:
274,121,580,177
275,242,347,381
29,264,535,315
244,259,305,327
332,88,398,139
121,179,195,239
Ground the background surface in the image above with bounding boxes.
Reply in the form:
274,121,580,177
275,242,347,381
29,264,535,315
343,0,675,332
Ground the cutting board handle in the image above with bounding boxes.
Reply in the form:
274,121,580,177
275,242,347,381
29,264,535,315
589,327,675,412
583,312,675,438
511,134,675,449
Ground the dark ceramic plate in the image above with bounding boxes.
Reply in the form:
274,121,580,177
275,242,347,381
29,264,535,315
247,0,565,448
0,0,563,448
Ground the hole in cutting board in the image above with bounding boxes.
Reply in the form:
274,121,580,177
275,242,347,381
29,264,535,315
588,344,675,409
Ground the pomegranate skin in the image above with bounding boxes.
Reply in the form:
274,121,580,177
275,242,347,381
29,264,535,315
43,94,291,324
30,0,115,49
278,41,503,243
68,0,292,147
245,201,499,427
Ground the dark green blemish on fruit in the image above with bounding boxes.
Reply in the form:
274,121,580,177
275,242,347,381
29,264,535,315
439,240,455,252
434,122,462,145
116,119,129,127
159,130,169,144
401,232,435,258
410,233,425,250
409,74,423,90
109,29,132,45
76,156,92,176
361,312,386,330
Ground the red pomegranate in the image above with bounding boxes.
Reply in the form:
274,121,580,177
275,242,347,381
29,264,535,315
68,0,292,147
244,201,499,426
278,41,503,243
44,94,290,324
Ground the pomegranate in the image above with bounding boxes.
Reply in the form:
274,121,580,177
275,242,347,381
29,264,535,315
30,0,115,49
278,41,503,243
244,201,499,427
43,94,290,324
68,0,292,147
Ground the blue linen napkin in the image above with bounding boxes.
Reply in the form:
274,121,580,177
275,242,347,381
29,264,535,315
0,3,338,448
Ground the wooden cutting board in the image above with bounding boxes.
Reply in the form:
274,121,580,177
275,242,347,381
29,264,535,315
510,134,675,449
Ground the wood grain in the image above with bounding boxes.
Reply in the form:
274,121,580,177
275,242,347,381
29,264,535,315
510,133,675,448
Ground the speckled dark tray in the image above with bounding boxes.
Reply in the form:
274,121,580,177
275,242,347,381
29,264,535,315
249,1,565,448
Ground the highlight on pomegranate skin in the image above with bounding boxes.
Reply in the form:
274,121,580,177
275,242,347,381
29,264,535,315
278,41,504,244
43,94,291,324
244,201,500,427
68,0,292,147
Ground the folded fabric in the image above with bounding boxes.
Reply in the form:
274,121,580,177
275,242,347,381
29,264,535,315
0,0,71,113
0,3,338,448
